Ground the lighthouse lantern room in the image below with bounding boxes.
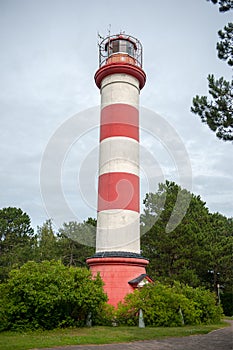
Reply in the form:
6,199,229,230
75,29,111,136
99,34,142,66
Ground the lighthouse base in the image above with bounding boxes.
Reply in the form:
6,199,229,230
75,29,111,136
86,252,150,308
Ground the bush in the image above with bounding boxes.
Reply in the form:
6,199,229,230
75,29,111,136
177,283,223,324
94,303,116,326
0,260,107,331
115,282,223,327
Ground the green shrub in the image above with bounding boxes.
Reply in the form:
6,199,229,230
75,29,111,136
0,260,107,331
115,282,223,327
176,283,223,324
94,303,116,326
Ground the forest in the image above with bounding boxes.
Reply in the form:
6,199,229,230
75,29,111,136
0,181,232,325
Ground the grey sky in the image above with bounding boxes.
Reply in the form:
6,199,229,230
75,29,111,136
0,0,232,230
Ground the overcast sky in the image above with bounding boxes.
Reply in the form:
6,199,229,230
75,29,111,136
0,0,232,230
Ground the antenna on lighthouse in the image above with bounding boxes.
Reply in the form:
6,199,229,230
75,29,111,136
97,32,104,49
97,31,104,40
107,24,111,37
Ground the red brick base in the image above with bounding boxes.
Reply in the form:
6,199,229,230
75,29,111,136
86,256,149,307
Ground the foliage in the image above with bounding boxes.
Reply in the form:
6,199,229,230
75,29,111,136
0,207,35,281
176,283,223,324
221,292,233,316
116,282,223,327
35,219,59,261
141,181,210,285
205,213,233,295
34,218,96,267
207,0,233,12
0,260,107,331
0,206,96,277
140,181,233,315
191,75,233,141
57,219,95,267
191,1,233,141
94,303,116,326
217,23,233,65
1,194,232,319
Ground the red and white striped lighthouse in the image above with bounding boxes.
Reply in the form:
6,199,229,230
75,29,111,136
87,33,151,307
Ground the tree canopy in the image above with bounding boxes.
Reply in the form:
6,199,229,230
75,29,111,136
0,207,35,281
191,1,233,141
140,181,233,315
207,0,233,12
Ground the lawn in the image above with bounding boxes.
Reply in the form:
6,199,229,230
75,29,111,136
0,322,229,350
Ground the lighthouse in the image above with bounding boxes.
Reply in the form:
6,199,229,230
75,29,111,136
87,33,151,307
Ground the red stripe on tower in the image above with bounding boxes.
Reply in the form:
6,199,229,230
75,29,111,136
98,172,139,212
100,104,139,141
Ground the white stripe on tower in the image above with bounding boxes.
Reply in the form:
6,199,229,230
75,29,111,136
96,73,141,253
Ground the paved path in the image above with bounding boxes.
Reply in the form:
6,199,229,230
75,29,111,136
39,320,233,350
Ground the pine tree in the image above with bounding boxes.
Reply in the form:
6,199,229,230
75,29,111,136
191,1,233,141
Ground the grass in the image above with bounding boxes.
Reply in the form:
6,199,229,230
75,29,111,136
0,322,229,350
224,316,233,320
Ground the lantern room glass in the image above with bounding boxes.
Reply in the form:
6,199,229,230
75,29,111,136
108,39,135,57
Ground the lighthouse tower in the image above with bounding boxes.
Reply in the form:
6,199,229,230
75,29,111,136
87,33,151,307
